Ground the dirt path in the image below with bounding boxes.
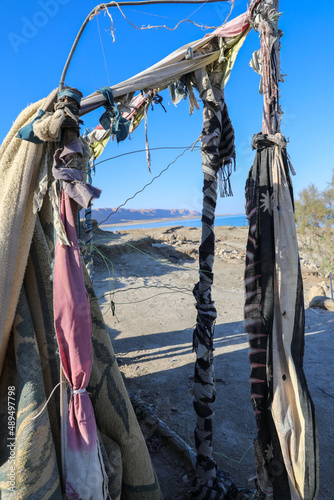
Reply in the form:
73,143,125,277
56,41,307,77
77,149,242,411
92,225,333,499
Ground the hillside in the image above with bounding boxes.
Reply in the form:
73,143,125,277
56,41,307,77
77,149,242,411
92,208,201,225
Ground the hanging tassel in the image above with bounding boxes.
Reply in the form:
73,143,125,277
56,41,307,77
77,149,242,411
218,161,234,197
188,83,200,116
144,105,151,173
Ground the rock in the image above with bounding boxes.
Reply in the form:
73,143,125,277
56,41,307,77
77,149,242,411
320,281,330,292
163,227,183,234
177,234,186,242
309,296,334,312
152,243,167,249
165,234,176,241
308,285,326,302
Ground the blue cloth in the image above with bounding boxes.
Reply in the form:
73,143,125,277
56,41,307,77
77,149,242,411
57,89,82,105
97,87,130,143
16,110,46,144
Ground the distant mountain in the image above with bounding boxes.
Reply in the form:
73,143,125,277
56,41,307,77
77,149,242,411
92,208,201,225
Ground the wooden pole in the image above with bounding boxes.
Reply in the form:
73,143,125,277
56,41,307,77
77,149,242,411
253,0,281,135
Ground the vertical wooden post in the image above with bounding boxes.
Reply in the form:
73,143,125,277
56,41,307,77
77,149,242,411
254,0,281,135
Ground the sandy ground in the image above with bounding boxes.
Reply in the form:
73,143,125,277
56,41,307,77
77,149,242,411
91,224,334,500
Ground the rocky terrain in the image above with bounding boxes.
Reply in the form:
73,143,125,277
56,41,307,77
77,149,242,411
90,223,334,499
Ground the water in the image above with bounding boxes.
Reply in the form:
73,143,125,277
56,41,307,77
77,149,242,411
101,213,247,232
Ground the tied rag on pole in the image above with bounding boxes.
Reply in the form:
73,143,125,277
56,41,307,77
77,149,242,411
191,67,239,497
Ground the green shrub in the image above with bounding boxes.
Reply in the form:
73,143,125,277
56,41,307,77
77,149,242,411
295,171,334,275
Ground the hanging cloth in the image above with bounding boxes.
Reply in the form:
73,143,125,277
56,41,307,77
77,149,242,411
192,69,244,499
53,190,108,499
244,133,319,499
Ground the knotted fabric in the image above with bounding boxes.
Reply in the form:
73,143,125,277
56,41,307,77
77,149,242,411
52,138,101,209
192,69,241,499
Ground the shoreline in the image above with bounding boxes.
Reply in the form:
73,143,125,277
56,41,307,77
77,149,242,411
100,213,245,228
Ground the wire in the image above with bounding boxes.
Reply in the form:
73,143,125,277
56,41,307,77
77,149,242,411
91,236,209,273
96,15,111,86
123,8,180,20
222,0,235,27
90,244,119,320
113,1,220,31
214,445,253,464
114,284,192,294
94,283,193,301
97,143,197,226
94,146,201,167
186,415,253,464
112,290,190,305
186,0,209,19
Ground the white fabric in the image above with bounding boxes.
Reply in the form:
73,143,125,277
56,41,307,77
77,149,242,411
81,37,219,115
271,142,306,500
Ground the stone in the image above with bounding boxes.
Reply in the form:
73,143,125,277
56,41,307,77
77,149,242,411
309,296,334,312
308,285,326,303
177,234,186,242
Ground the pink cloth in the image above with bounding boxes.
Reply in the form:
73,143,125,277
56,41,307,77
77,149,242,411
209,11,251,38
53,190,96,452
122,91,152,121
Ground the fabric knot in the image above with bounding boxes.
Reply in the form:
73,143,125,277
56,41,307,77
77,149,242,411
97,86,130,142
71,388,86,395
252,132,288,151
57,88,83,106
52,138,101,208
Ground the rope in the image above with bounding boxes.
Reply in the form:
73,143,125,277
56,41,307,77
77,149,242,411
29,382,65,421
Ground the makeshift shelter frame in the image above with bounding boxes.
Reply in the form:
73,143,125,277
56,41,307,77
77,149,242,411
55,2,259,496
0,0,319,498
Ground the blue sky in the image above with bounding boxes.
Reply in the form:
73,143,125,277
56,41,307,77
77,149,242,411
1,0,333,214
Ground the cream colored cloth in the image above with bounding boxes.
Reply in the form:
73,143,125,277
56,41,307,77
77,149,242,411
271,140,305,499
0,89,57,376
81,29,249,115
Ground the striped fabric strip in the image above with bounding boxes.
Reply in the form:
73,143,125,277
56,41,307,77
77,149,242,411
191,70,254,500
